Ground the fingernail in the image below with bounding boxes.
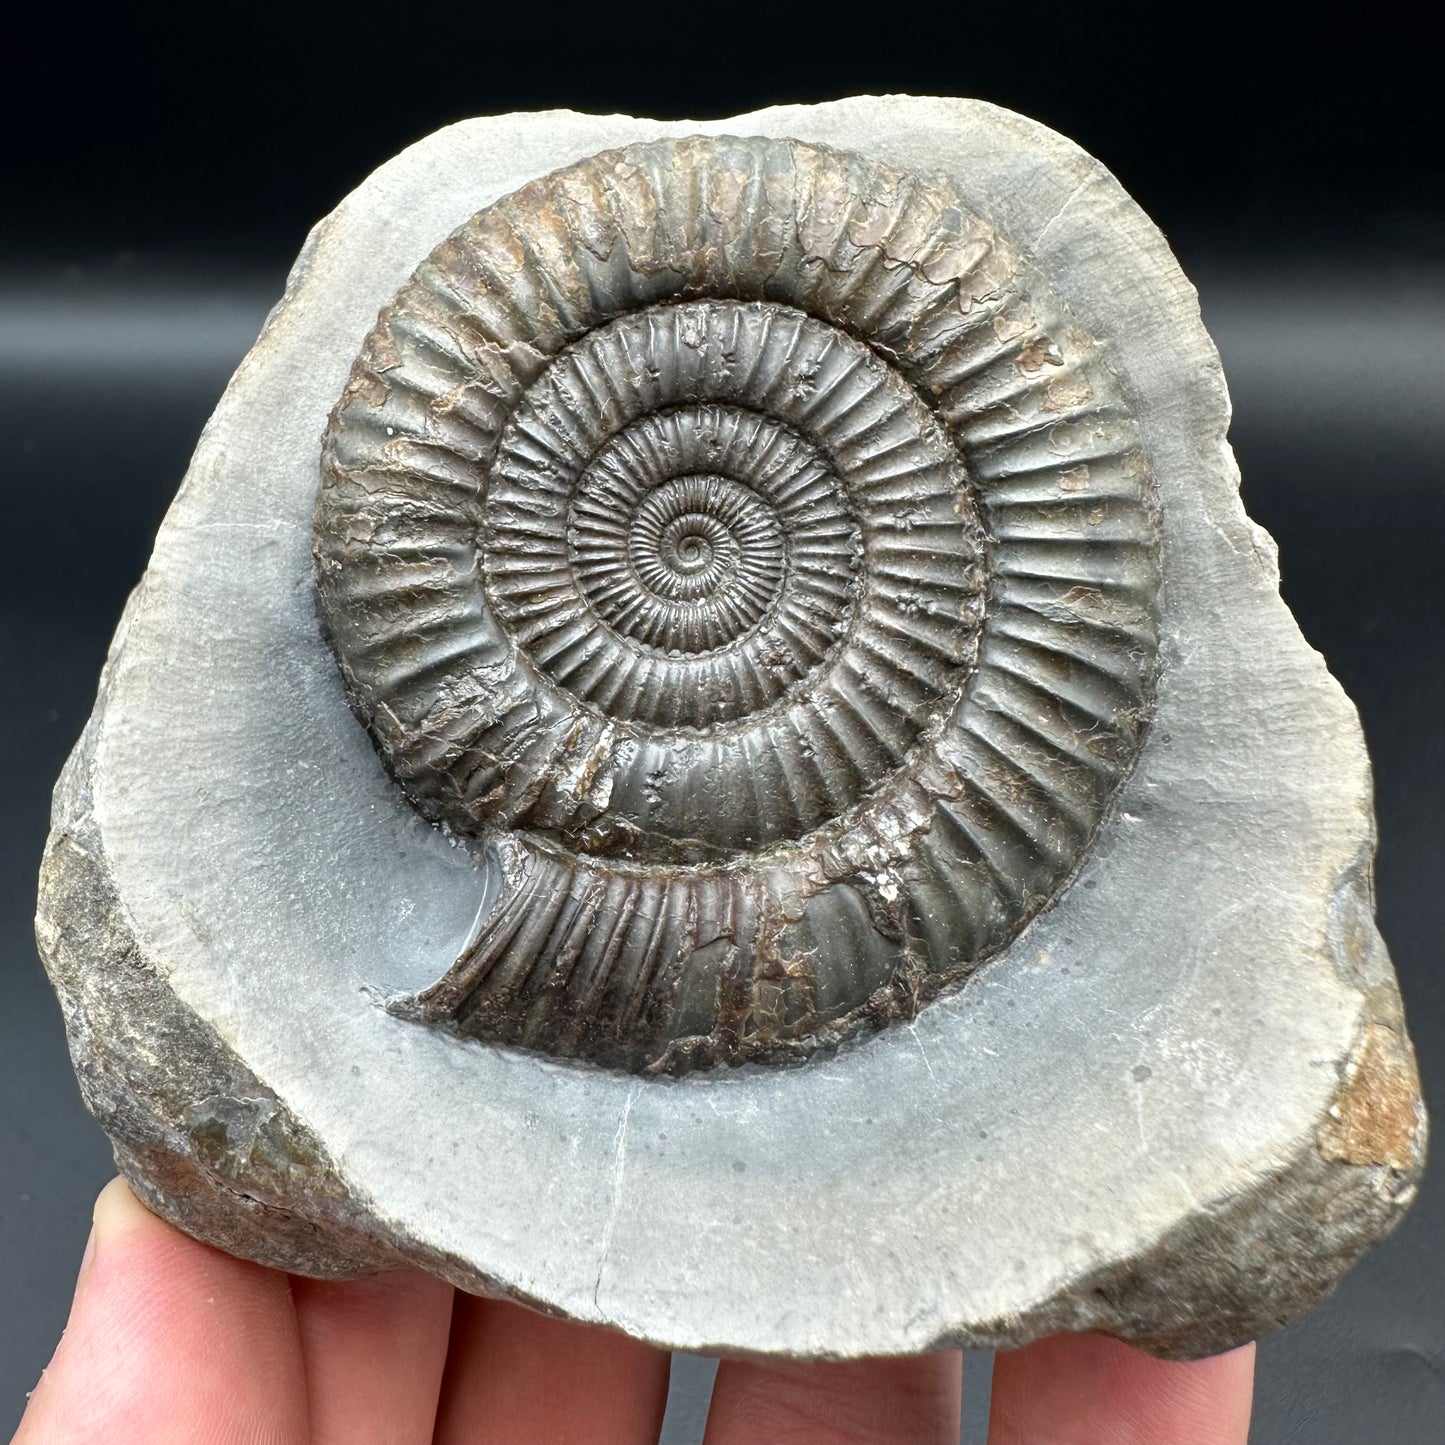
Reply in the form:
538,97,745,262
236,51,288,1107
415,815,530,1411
87,1177,139,1267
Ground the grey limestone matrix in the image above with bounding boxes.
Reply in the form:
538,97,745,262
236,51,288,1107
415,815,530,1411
37,97,1426,1360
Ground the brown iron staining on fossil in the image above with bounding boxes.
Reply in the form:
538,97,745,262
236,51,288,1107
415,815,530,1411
314,136,1163,1074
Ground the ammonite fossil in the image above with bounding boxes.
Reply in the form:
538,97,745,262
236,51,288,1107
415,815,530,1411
315,135,1162,1073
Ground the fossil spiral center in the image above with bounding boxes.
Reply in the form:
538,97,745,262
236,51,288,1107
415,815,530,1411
596,472,786,646
658,521,715,577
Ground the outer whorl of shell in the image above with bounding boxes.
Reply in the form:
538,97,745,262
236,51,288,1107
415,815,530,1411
315,135,1162,1074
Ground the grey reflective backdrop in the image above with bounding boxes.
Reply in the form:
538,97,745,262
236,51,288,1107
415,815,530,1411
1,16,1440,1442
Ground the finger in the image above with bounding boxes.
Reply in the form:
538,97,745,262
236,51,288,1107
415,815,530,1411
702,1352,962,1445
291,1268,454,1445
432,1295,670,1445
988,1333,1256,1445
15,1176,309,1445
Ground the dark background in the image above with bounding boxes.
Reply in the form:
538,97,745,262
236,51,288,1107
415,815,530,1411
2,12,1440,1441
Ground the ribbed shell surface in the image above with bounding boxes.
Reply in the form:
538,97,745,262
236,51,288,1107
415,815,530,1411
314,135,1162,1073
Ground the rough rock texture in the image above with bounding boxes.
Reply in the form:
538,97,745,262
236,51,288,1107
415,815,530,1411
36,97,1426,1360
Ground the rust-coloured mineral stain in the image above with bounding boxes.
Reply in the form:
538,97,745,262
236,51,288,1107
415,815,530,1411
1319,1023,1424,1171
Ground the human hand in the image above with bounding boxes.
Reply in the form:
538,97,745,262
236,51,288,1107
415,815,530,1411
15,1178,1254,1443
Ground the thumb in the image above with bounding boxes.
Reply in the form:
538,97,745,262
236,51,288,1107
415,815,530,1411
14,1177,309,1444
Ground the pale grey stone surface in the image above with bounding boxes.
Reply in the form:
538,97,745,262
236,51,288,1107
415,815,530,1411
36,97,1425,1359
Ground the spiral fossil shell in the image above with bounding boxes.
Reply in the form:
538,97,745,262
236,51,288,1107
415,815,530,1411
314,135,1162,1074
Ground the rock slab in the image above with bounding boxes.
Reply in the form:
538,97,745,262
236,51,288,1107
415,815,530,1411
36,97,1426,1359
